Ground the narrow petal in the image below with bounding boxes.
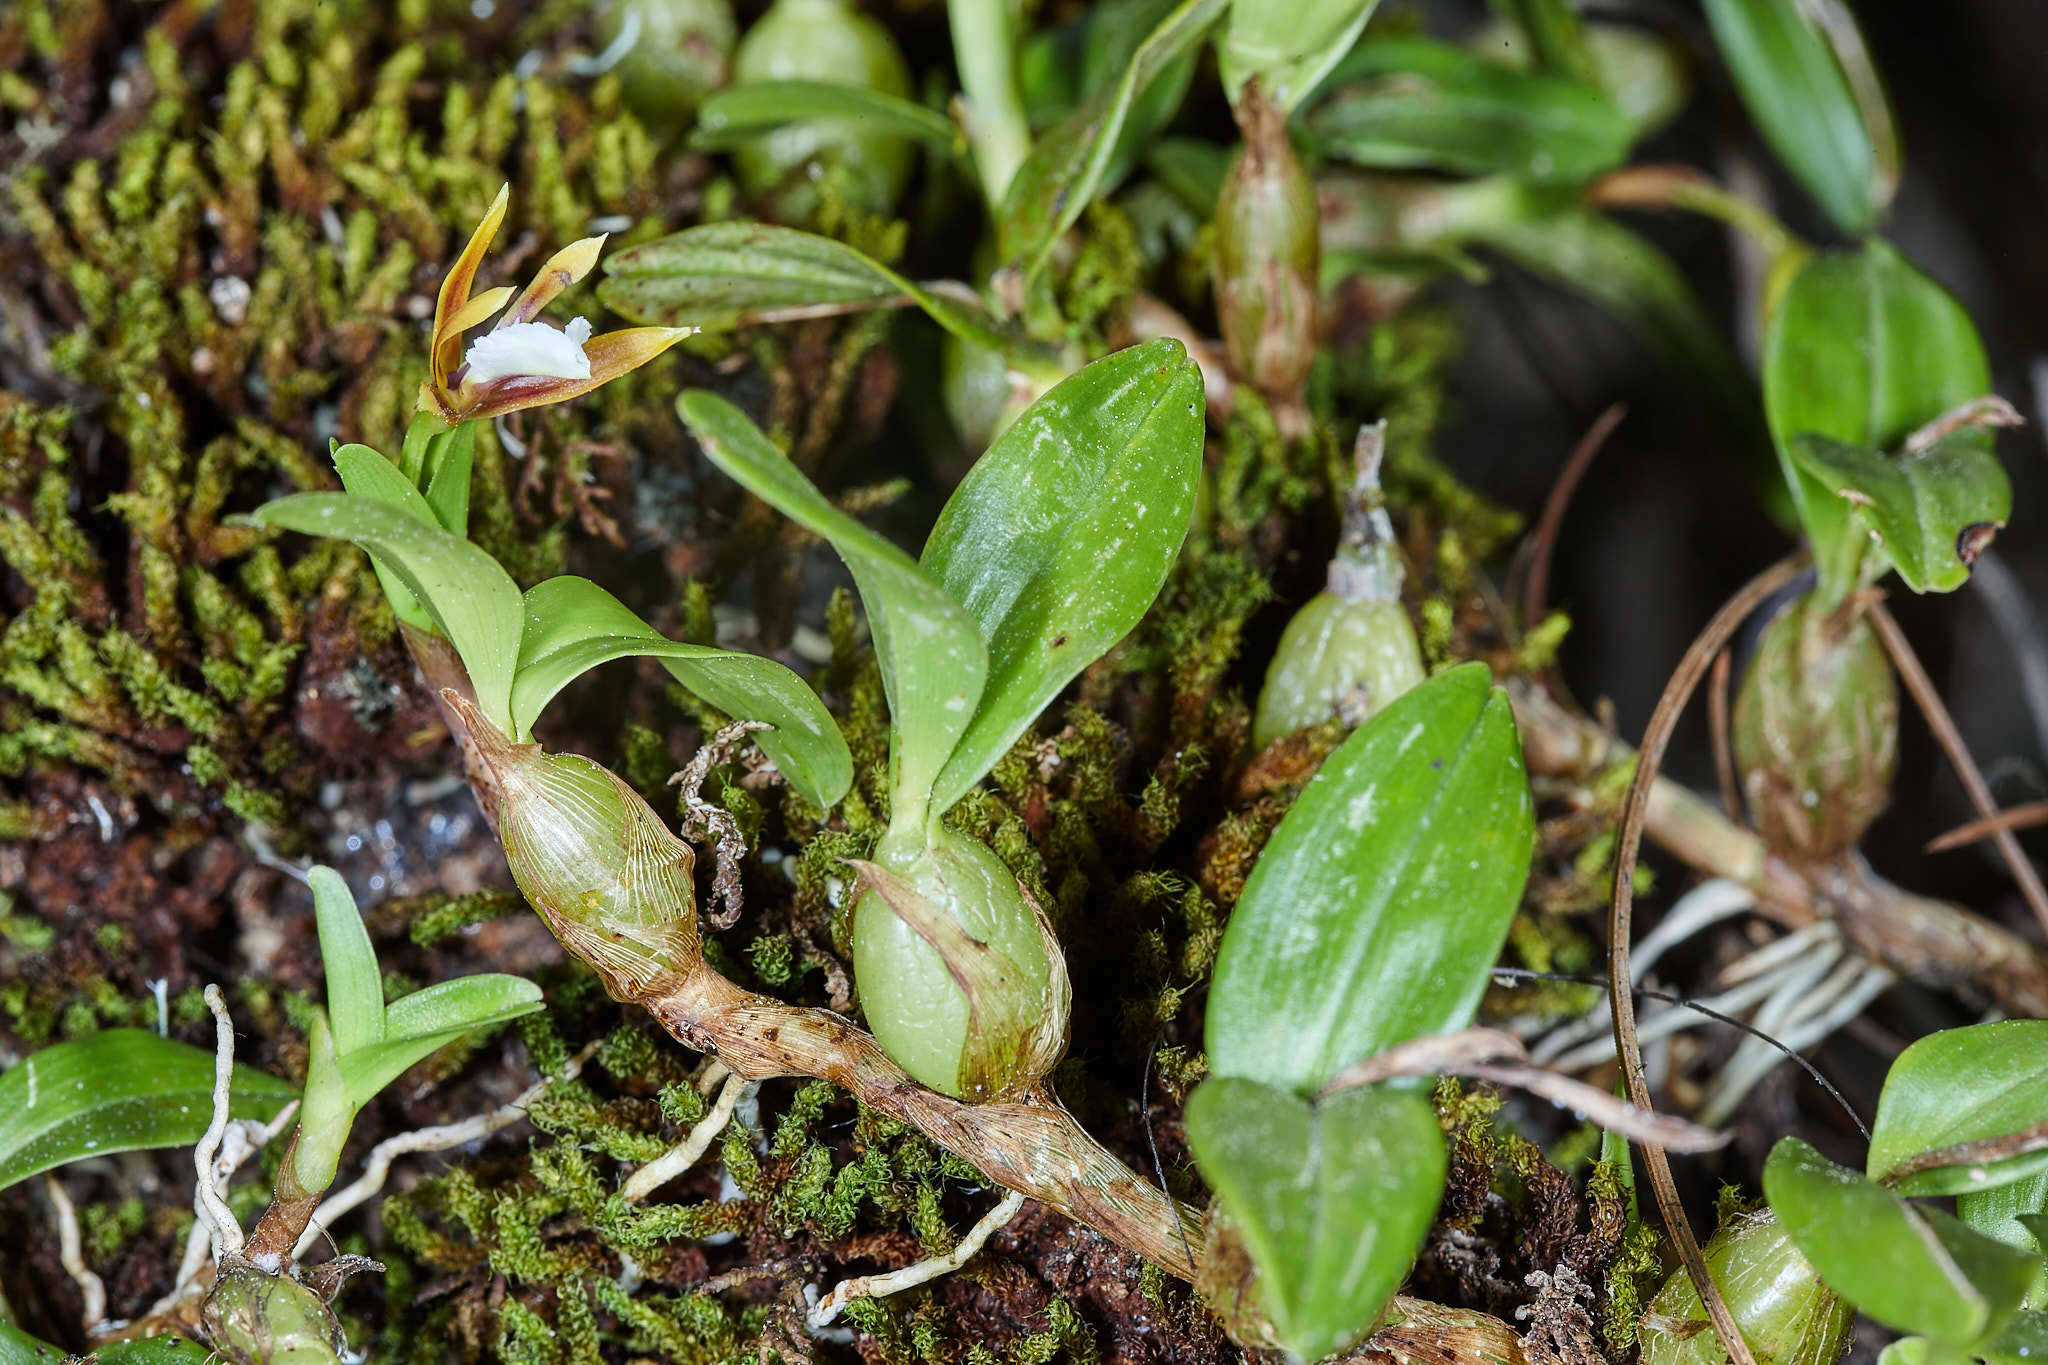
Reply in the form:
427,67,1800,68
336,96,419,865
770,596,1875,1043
444,285,516,340
497,235,607,330
430,183,511,388
449,326,693,423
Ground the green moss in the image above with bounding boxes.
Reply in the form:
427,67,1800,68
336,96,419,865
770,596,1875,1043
0,0,679,832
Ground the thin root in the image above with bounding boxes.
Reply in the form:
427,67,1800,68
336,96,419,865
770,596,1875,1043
44,1173,107,1334
620,1070,751,1203
194,984,247,1263
1606,556,1800,1365
806,1190,1027,1329
292,1043,594,1262
1928,799,2048,853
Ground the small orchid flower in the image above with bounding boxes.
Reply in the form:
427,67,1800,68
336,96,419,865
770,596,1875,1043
419,185,692,424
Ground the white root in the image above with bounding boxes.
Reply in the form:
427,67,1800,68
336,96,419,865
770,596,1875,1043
620,1071,751,1203
147,1103,299,1324
1526,874,1895,1125
291,1043,594,1263
806,1190,1028,1329
44,1173,107,1334
193,984,246,1262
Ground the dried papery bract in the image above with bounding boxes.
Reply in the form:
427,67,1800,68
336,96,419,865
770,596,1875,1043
1252,422,1425,749
454,693,704,1000
1733,591,1898,860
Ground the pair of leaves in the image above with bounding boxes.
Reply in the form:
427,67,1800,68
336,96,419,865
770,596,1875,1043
0,1029,298,1195
1765,1019,2048,1352
996,0,1226,281
679,338,1203,835
1702,0,1897,237
1766,1139,2038,1349
255,448,853,809
1763,240,2009,595
1306,37,1635,187
1187,664,1535,1361
294,866,542,1191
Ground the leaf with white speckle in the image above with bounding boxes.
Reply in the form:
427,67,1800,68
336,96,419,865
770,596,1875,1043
0,1030,298,1194
921,339,1203,814
1205,662,1534,1094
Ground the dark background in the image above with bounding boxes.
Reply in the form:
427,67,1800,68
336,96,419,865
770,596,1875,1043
1438,0,2048,923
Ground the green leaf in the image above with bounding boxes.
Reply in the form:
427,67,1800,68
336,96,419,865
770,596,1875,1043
997,0,1227,281
1218,0,1382,114
253,492,525,735
1766,1137,2038,1345
1961,1174,2048,1257
678,391,987,829
1764,241,1994,589
1499,0,1598,86
1983,1313,2048,1365
509,576,852,806
420,421,475,537
337,974,543,1109
600,222,1026,359
0,1030,298,1194
1786,433,2011,595
1701,0,1884,236
330,443,437,632
1206,662,1535,1094
1018,0,1202,190
0,1325,62,1365
689,80,962,154
1185,1077,1445,1362
920,340,1203,814
309,867,383,1058
1307,38,1634,186
332,444,435,524
1868,1021,2048,1196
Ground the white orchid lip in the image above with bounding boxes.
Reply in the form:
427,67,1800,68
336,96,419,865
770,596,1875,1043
460,316,594,385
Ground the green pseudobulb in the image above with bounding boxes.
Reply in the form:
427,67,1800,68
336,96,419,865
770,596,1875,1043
729,0,915,218
1641,1211,1852,1365
851,826,1066,1102
1733,590,1898,859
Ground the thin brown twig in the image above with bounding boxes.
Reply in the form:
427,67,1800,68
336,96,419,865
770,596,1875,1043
1520,404,1627,631
1866,601,2048,935
1709,648,1741,822
1609,557,1802,1365
1927,800,2048,855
